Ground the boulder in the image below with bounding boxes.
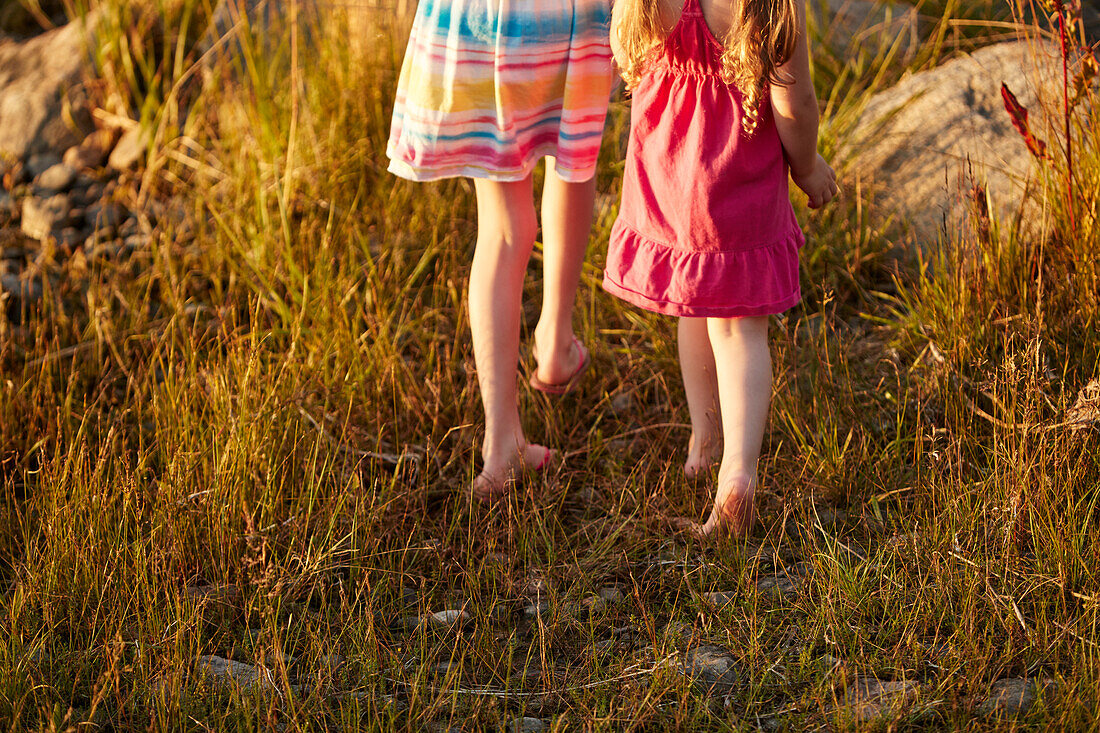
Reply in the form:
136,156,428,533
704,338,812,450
977,677,1056,716
847,41,1062,245
0,16,95,162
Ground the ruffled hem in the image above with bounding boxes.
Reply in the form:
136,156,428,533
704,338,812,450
602,221,804,318
386,145,597,183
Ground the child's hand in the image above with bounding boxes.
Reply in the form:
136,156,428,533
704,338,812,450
791,154,838,209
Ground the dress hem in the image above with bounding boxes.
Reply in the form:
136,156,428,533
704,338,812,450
387,147,597,184
602,274,801,318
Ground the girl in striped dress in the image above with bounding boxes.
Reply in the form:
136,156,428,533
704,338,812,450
387,0,614,499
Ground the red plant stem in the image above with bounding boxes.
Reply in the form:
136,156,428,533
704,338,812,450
1056,0,1076,235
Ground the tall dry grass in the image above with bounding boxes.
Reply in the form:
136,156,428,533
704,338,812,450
0,0,1097,729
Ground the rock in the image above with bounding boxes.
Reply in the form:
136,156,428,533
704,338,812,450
317,652,345,669
34,163,77,194
702,591,737,608
107,125,149,172
84,201,124,231
756,573,803,597
63,129,115,171
21,194,74,241
388,615,422,633
523,601,552,620
611,392,633,414
0,191,13,222
193,654,276,691
429,609,469,627
838,677,922,723
25,153,62,179
1066,379,1100,432
0,17,95,161
977,677,1056,716
506,718,548,733
57,227,85,250
679,643,740,696
183,584,240,603
598,586,624,604
430,660,458,677
849,41,1067,246
2,160,27,188
76,180,105,206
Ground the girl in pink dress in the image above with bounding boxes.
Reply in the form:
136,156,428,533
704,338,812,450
605,0,837,536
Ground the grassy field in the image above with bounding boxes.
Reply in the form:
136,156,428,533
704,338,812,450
1,0,1098,729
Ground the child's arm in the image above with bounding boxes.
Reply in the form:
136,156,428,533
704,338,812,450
770,0,836,209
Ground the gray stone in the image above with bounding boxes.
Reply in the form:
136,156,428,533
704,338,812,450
183,584,240,604
193,654,276,691
838,677,922,723
598,586,624,604
63,129,115,171
84,201,124,231
389,615,422,633
579,595,606,616
1066,379,1100,432
25,153,61,178
107,125,149,172
756,574,802,597
702,591,737,608
429,609,469,627
34,162,77,193
977,677,1056,716
679,643,740,696
506,718,547,733
57,227,85,250
21,194,74,241
523,601,552,620
849,41,1064,246
317,652,345,669
0,16,95,161
611,392,633,414
429,660,458,677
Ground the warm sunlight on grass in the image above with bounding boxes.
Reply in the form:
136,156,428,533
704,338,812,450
0,0,1097,729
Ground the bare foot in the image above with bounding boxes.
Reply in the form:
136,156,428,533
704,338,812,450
470,444,557,501
683,432,720,480
530,336,589,393
673,476,756,539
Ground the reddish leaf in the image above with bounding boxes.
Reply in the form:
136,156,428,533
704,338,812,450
1001,83,1048,159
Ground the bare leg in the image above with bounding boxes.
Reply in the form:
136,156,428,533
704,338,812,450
691,316,772,538
678,317,722,479
469,176,553,497
531,162,596,385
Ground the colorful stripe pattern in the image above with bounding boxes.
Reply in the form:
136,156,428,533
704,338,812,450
387,0,613,182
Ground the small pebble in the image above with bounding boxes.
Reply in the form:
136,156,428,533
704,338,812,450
34,163,77,194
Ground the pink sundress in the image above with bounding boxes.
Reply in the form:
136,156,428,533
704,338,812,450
602,0,804,317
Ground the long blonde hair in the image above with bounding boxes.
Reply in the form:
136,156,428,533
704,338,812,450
616,0,800,134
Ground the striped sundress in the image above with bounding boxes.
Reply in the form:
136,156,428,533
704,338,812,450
386,0,614,182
